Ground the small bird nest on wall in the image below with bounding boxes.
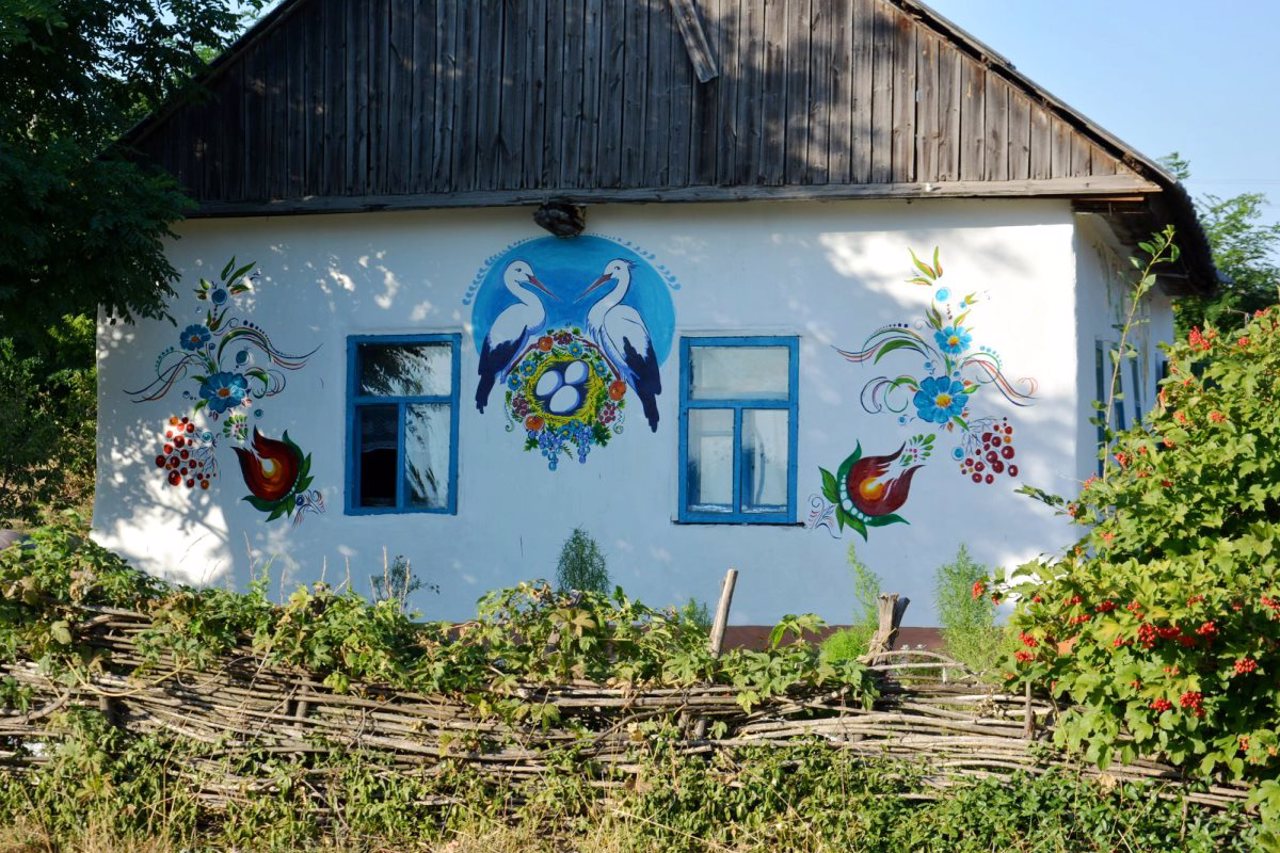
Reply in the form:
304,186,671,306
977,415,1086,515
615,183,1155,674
533,201,586,237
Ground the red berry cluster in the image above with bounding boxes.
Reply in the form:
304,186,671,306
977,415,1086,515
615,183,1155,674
1179,691,1205,717
1014,650,1035,663
1234,657,1258,675
959,419,1019,484
154,417,210,490
1150,698,1173,713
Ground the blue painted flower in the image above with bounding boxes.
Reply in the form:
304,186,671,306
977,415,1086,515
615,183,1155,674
520,359,537,376
507,373,522,390
934,326,971,355
913,375,969,425
180,324,211,352
211,288,229,305
199,372,249,414
568,342,584,357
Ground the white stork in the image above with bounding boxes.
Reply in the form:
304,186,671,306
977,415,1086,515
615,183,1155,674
579,259,662,431
475,260,556,412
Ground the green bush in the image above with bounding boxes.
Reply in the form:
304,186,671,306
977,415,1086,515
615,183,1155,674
0,524,871,714
820,544,881,664
0,723,1258,852
554,527,610,595
1002,303,1280,816
0,315,97,526
934,544,1008,674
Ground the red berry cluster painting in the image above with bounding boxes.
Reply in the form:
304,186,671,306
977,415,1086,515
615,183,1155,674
956,417,1020,484
154,416,216,490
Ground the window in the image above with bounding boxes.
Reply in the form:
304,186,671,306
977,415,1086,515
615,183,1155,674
678,337,798,523
1094,339,1129,476
346,334,460,514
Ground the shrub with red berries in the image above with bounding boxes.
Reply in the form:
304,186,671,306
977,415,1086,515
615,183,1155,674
999,275,1280,795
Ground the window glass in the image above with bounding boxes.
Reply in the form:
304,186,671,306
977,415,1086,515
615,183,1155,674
687,409,734,509
358,404,398,507
742,409,789,511
405,403,450,509
689,345,790,400
359,343,452,397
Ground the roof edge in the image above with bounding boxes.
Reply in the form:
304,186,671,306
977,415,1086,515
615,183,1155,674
898,0,1218,295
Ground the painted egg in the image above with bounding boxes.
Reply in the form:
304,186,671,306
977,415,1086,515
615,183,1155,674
562,360,588,385
547,385,582,415
535,370,562,397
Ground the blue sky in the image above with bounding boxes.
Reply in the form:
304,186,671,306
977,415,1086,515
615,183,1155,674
926,0,1279,233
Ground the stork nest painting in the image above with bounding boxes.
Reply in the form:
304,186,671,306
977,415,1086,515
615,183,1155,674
504,328,626,469
467,234,678,470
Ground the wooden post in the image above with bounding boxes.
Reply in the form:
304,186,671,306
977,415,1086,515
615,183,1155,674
865,593,909,659
1024,681,1035,739
692,568,738,739
707,568,738,657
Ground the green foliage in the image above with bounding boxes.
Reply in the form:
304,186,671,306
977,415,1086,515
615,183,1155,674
0,525,873,718
1003,290,1280,800
370,552,438,613
554,527,610,595
0,720,1258,851
0,317,96,524
820,544,881,664
1160,153,1280,334
934,544,1006,675
676,597,711,633
0,1,267,346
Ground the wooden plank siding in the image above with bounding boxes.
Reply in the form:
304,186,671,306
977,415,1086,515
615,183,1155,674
128,0,1155,212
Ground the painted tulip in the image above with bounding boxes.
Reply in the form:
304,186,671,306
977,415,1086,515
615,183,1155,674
233,429,301,503
845,444,921,517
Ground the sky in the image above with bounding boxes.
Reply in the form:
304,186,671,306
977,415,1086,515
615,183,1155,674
925,0,1279,232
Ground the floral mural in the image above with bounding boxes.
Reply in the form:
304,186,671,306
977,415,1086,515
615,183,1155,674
466,236,677,470
809,249,1037,539
127,258,323,525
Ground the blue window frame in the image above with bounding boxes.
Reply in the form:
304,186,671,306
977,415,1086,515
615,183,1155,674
346,334,460,515
678,336,799,524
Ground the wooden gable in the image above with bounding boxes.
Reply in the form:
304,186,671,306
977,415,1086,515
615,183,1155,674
125,0,1214,291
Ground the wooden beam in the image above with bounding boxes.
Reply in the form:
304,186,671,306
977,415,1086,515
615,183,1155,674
188,174,1163,218
668,0,719,83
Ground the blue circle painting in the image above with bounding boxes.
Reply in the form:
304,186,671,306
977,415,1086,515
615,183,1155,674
469,235,676,364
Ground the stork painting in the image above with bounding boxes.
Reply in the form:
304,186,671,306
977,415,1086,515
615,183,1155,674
474,260,556,413
468,234,677,468
579,259,662,431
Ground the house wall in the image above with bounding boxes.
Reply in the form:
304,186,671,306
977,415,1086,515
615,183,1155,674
93,198,1166,625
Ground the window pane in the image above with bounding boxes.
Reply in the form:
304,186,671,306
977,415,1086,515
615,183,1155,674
689,345,789,400
687,409,734,510
405,403,450,509
359,343,452,397
742,409,789,512
358,405,398,507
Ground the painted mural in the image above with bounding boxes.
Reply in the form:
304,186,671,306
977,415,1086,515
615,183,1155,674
466,236,677,470
809,249,1037,539
126,259,324,524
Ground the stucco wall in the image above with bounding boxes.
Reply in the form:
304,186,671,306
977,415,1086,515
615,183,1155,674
93,198,1171,625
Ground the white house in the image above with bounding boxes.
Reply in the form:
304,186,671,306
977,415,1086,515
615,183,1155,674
95,0,1216,625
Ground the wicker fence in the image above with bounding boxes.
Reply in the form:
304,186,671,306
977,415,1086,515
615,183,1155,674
0,603,1253,812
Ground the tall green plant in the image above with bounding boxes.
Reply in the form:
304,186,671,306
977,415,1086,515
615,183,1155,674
554,528,610,595
821,545,881,664
934,544,1004,674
